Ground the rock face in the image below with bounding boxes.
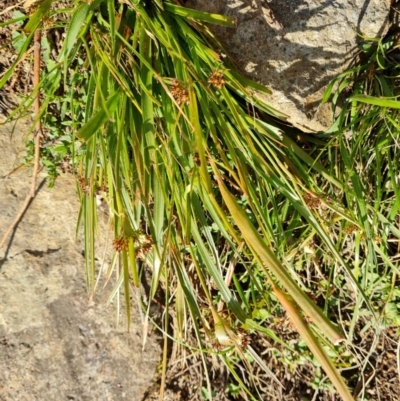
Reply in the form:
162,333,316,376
0,120,160,401
186,0,391,132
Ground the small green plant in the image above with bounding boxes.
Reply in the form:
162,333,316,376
201,386,217,400
225,382,241,398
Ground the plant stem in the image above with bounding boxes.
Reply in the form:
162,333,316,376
0,29,42,250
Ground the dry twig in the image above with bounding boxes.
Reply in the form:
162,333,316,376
0,30,43,250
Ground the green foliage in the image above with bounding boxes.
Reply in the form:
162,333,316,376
321,34,400,332
3,1,400,400
201,387,217,400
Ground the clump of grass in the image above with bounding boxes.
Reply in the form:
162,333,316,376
322,33,400,329
316,33,400,398
5,1,400,400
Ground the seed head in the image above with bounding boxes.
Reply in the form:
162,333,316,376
303,192,321,210
344,224,359,234
208,70,226,90
170,79,190,105
135,234,153,260
113,236,129,252
77,175,90,195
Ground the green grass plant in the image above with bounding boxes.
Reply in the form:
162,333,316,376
322,34,400,329
3,1,400,399
318,33,400,398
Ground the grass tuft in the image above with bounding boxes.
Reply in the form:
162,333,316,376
2,1,400,399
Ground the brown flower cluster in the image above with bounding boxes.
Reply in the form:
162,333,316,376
344,224,359,234
76,175,90,195
113,236,129,252
303,192,321,210
113,232,154,258
42,16,56,29
208,70,226,90
170,79,190,105
135,233,153,260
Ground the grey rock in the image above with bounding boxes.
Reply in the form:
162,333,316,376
186,0,391,132
0,120,160,401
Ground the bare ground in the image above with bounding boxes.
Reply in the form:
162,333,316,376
0,117,162,401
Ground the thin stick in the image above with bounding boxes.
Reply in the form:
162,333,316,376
0,29,42,250
0,0,25,16
31,29,43,196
